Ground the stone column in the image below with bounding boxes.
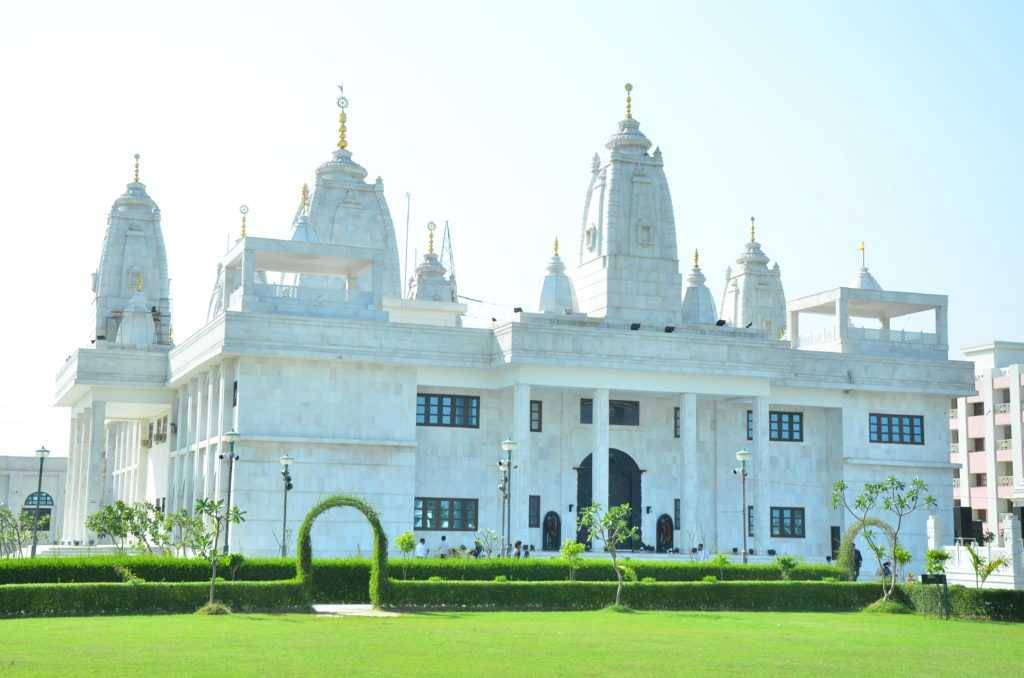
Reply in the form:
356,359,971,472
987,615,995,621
753,396,771,555
72,411,89,541
680,393,698,547
204,368,218,499
982,370,999,531
511,383,532,544
102,423,116,506
788,310,800,348
215,362,230,502
591,388,610,548
836,290,849,346
61,414,80,542
83,402,107,540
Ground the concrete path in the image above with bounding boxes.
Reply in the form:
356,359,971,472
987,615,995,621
313,604,400,618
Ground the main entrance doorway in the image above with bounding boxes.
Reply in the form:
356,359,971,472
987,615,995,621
542,511,561,551
575,448,642,547
656,514,674,552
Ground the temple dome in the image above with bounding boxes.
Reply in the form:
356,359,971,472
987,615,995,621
851,266,882,290
681,251,717,324
538,242,578,314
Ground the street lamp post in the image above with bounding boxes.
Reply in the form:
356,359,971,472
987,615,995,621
30,445,50,558
735,450,752,564
499,438,518,557
279,454,294,558
219,431,240,554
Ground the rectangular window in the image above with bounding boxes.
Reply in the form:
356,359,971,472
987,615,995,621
674,407,680,438
232,380,238,407
674,498,681,526
747,505,755,538
530,400,543,432
580,399,640,426
529,495,541,528
413,497,478,531
416,394,480,428
770,506,805,538
769,411,803,442
746,410,753,441
868,413,924,445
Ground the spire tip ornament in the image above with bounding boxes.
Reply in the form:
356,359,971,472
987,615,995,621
694,248,699,267
427,221,436,255
300,183,310,214
749,216,756,242
239,205,249,238
624,82,634,120
858,240,866,267
554,237,559,257
133,153,140,183
336,84,349,150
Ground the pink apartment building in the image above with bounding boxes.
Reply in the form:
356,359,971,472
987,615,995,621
951,341,1024,541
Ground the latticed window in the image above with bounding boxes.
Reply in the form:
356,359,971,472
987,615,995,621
869,413,924,445
414,497,478,531
416,394,480,428
769,411,803,442
530,400,542,432
770,506,804,538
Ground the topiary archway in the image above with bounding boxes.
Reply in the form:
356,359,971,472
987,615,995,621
837,517,896,579
295,494,389,607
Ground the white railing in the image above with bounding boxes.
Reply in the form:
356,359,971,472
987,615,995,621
996,403,1012,415
799,328,838,346
949,408,959,418
998,438,1013,451
952,477,961,488
998,475,1014,487
849,327,938,345
949,443,959,455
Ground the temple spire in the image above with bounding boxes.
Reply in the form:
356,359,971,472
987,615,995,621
624,83,633,120
336,84,349,150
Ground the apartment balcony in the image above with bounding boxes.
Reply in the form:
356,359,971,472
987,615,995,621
998,475,1014,487
948,408,958,419
998,476,1015,499
998,438,1013,451
949,443,958,455
995,403,1012,415
952,477,961,488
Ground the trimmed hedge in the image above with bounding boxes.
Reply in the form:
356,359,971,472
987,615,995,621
386,580,881,611
0,556,296,585
0,580,308,617
904,584,1024,623
389,558,845,582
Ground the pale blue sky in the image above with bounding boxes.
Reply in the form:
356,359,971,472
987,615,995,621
0,1,1019,456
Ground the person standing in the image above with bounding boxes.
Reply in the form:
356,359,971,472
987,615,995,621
438,535,450,559
853,546,863,581
513,540,522,559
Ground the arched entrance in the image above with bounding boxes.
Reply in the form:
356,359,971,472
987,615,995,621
295,494,389,606
542,511,561,551
656,514,674,552
575,448,642,547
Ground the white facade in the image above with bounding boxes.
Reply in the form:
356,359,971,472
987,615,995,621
0,455,67,547
54,89,975,578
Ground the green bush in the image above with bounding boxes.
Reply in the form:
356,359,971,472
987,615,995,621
0,580,308,617
385,580,882,611
0,555,297,585
493,575,509,583
702,575,718,583
904,583,1024,622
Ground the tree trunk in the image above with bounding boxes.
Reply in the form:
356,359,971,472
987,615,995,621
209,559,217,605
611,551,622,606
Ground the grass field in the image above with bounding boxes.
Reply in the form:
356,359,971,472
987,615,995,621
1,609,1021,676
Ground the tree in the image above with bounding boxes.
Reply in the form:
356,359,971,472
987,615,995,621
774,554,798,581
964,542,1010,589
184,499,245,607
124,502,172,554
476,528,500,558
709,553,730,581
560,540,585,582
832,476,935,600
925,548,950,574
395,531,416,578
577,503,639,606
0,507,32,558
85,501,134,552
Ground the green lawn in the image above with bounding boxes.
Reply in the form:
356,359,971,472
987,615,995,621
1,610,1021,676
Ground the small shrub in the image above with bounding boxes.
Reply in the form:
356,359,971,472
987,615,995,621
619,565,638,583
493,575,509,583
702,575,718,583
196,601,232,615
428,576,444,583
774,555,798,581
113,565,144,585
864,598,912,614
606,603,634,613
641,577,656,583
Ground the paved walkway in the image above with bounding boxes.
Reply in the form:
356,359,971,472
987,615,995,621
313,604,400,618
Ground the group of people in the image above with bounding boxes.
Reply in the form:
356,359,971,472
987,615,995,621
411,536,534,559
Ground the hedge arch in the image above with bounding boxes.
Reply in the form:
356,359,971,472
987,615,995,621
837,517,896,579
296,495,389,606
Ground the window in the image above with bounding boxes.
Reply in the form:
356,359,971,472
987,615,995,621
747,505,755,538
869,413,923,445
746,410,753,441
530,400,542,432
529,495,541,528
416,394,480,428
674,407,680,438
769,411,803,442
580,399,640,426
413,497,478,531
22,492,54,531
232,380,238,407
770,507,805,538
674,498,681,526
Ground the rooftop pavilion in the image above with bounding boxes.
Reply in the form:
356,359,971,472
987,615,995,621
787,286,949,359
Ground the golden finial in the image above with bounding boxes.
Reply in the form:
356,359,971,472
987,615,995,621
624,83,634,120
300,183,310,214
858,241,866,267
134,272,144,292
554,237,559,257
694,248,699,267
749,216,756,242
427,221,436,255
133,153,140,183
239,205,249,238
336,84,349,150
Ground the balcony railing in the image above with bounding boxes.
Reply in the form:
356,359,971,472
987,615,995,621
949,443,958,455
995,403,1011,415
949,408,958,419
997,438,1013,451
952,477,961,488
998,475,1014,487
